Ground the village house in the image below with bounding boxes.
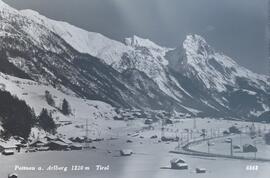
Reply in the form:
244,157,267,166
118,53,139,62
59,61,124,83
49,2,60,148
69,143,83,150
243,144,257,153
170,158,188,170
44,135,57,142
0,143,17,155
70,136,86,143
120,149,133,156
161,136,179,142
46,141,68,150
29,139,47,148
55,137,73,146
144,119,153,125
165,119,173,124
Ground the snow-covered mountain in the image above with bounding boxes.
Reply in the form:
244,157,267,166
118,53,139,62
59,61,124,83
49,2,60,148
20,9,180,102
168,34,269,93
0,0,178,111
0,0,269,119
167,34,270,118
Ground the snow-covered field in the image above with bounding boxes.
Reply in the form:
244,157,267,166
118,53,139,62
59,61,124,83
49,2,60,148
191,133,270,159
1,133,270,178
1,117,270,178
0,72,120,139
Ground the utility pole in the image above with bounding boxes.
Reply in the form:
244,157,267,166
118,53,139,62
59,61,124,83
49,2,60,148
229,138,233,157
177,137,180,149
161,118,165,138
168,101,174,119
207,140,210,153
240,132,242,146
73,109,76,120
193,117,196,130
254,140,257,159
180,132,183,145
85,119,90,149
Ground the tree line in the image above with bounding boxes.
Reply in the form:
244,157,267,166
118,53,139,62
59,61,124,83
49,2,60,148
0,90,70,139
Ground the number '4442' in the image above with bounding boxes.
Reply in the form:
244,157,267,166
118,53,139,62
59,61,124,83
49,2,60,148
246,165,258,171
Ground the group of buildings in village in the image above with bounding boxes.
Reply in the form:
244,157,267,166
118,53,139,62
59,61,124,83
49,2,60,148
0,136,83,155
114,108,191,122
27,136,83,151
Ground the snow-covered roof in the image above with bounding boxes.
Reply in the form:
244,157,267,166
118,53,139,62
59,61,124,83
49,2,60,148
30,139,47,145
170,158,186,164
49,141,68,146
0,142,17,149
56,137,72,144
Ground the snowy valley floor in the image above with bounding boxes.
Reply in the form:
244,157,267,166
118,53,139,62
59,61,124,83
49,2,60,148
1,118,270,178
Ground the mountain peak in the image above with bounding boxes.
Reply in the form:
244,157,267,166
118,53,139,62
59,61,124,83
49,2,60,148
183,34,214,57
185,34,207,43
124,35,165,52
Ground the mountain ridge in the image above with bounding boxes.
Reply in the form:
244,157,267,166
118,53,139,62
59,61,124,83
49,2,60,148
0,0,269,119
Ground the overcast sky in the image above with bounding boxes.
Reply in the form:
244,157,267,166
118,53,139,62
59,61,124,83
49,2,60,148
3,0,269,75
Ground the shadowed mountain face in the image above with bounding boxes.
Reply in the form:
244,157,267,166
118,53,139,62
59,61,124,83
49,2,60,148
0,1,178,111
0,22,175,110
166,35,270,119
0,0,269,119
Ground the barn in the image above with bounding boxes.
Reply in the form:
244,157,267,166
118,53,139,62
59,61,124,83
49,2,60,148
70,143,83,150
0,143,17,155
46,141,68,151
120,149,133,156
144,119,153,125
44,135,57,142
165,119,173,124
29,139,47,148
170,158,188,170
243,144,257,153
55,138,73,146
